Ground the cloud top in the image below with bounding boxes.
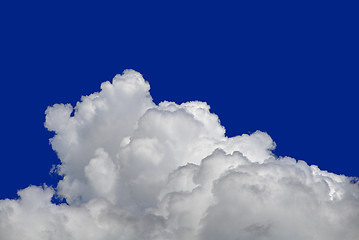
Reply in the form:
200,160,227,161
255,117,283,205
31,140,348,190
1,70,358,239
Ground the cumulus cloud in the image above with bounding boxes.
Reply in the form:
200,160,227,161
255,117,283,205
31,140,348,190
1,70,358,240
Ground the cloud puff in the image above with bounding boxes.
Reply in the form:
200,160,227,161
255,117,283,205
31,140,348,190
1,70,358,239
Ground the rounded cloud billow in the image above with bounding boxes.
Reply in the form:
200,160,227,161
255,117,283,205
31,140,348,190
1,70,358,239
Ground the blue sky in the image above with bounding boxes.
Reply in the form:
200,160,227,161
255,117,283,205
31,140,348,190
0,0,358,202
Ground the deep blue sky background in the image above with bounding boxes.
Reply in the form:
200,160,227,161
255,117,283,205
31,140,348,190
1,1,358,199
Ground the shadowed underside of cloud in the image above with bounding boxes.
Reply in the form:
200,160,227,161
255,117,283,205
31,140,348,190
1,70,358,240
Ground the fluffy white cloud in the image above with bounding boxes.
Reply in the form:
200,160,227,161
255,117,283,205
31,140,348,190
1,70,358,240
